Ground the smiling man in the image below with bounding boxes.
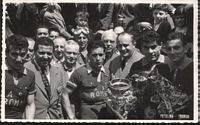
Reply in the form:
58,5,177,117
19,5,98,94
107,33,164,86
24,37,74,119
127,30,168,78
109,32,143,79
51,36,66,66
5,34,35,119
156,32,193,119
68,40,110,119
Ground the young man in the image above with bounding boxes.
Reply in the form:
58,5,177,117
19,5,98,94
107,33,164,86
5,34,35,119
109,32,143,79
127,30,168,77
51,36,66,66
74,31,90,65
49,27,60,40
156,32,193,119
68,40,110,119
101,29,119,69
24,37,74,119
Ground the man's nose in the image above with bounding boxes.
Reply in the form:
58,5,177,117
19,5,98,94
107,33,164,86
16,56,23,62
121,45,126,51
149,48,154,53
107,41,111,45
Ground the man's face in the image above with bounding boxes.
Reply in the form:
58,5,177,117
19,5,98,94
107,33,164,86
76,17,88,27
117,34,134,58
25,39,35,61
35,45,53,68
102,33,116,53
49,31,59,40
64,44,79,65
166,39,187,64
141,41,161,62
89,47,105,71
7,46,27,70
36,28,49,39
76,33,88,51
153,9,167,23
174,15,185,27
53,38,65,60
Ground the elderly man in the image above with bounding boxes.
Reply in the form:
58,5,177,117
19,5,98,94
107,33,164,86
101,29,119,69
5,34,35,119
109,32,143,79
51,36,66,66
25,37,74,119
25,37,35,62
156,32,193,119
68,40,110,119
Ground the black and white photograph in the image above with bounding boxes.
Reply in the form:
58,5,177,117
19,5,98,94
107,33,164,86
1,0,198,123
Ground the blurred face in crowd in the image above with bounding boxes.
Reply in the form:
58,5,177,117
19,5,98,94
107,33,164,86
166,39,187,64
102,31,117,54
117,34,135,59
174,15,185,27
89,47,105,71
153,9,167,23
25,38,35,61
53,37,66,60
36,27,49,39
76,33,88,51
76,17,88,27
35,45,53,68
7,46,28,71
64,42,80,65
141,41,161,62
49,30,59,40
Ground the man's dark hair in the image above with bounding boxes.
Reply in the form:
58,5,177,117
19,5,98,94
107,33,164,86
6,34,28,54
167,32,188,46
34,37,54,51
35,24,49,35
49,26,60,34
136,31,161,50
87,39,106,55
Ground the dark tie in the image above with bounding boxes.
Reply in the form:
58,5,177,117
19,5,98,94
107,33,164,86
41,68,51,101
173,68,179,85
121,59,126,70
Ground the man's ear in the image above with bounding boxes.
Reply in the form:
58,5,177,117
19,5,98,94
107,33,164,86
75,17,78,24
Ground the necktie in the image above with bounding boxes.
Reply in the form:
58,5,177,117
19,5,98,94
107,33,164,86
121,59,126,70
41,68,51,101
173,68,179,85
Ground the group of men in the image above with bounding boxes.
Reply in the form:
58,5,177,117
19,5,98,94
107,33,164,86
5,9,193,119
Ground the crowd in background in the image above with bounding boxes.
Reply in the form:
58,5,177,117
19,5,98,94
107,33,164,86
4,3,194,120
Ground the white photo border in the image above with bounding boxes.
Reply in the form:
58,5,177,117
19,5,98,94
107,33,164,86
1,0,198,123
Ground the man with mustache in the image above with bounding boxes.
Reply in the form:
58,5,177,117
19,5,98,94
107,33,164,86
51,36,66,66
67,40,110,119
109,32,143,79
25,37,74,119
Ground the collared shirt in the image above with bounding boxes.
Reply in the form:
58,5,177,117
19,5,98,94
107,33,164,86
5,61,27,85
168,57,192,72
51,56,65,66
33,59,51,82
77,49,88,65
87,63,106,82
